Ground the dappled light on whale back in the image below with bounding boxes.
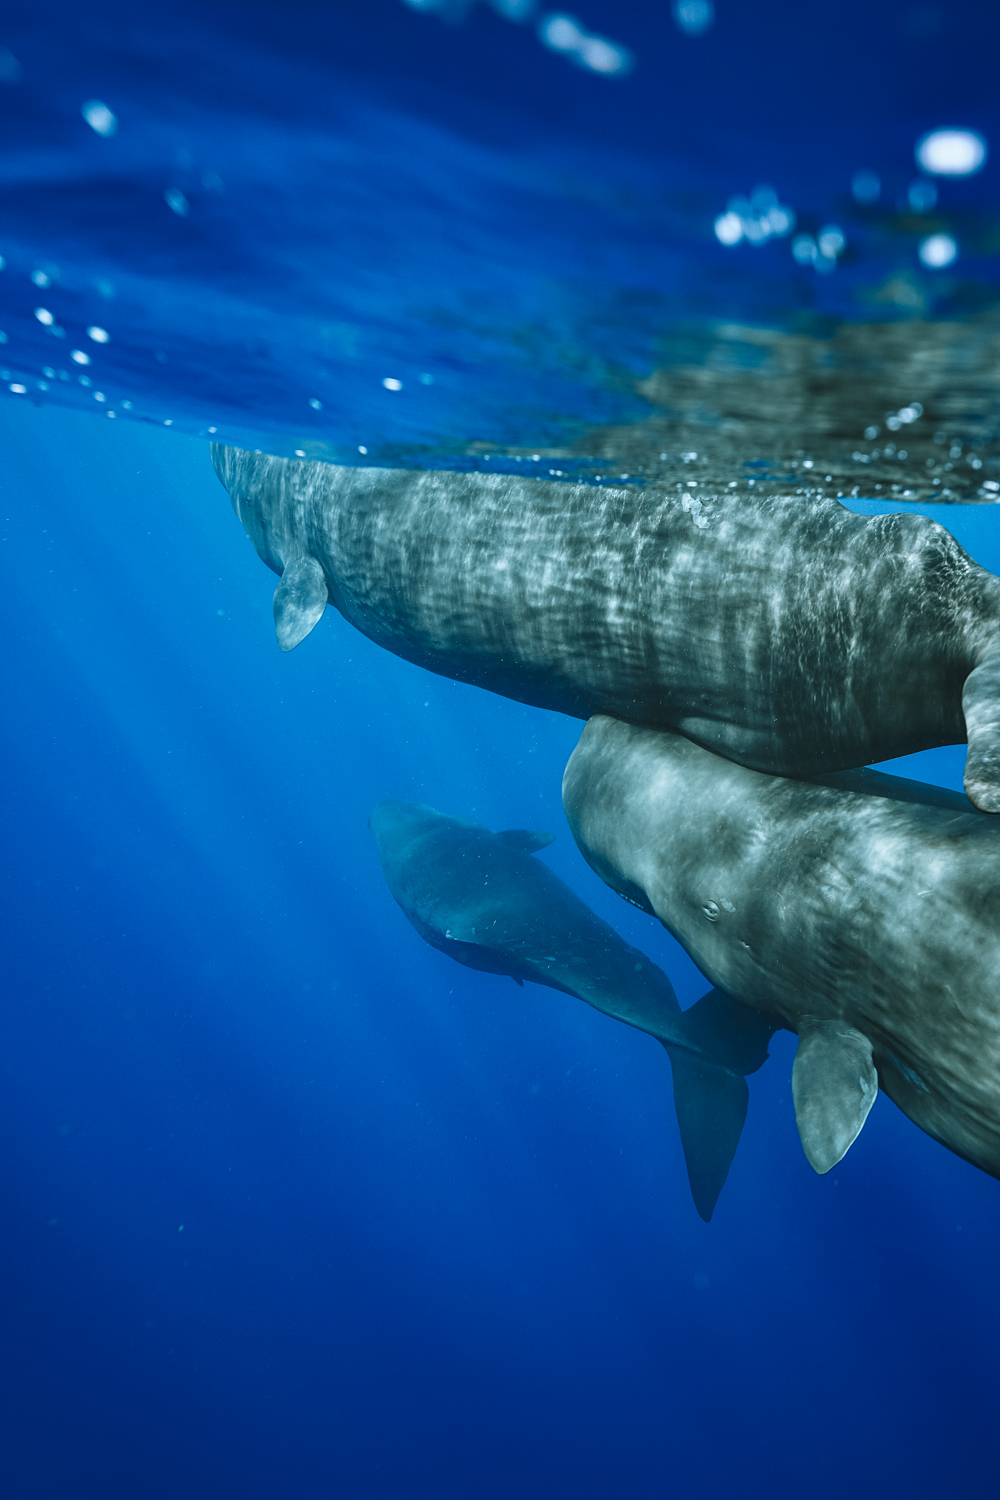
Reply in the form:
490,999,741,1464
214,442,1000,809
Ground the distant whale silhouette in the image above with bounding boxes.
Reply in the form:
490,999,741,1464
369,800,775,1219
563,714,1000,1180
215,446,1000,809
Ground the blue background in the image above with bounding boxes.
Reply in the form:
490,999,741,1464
2,0,1000,1495
2,401,999,1499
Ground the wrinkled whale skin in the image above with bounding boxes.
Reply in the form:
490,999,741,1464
562,714,1000,1178
214,444,1000,805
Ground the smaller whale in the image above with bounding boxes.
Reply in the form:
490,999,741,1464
369,800,775,1219
563,715,1000,1182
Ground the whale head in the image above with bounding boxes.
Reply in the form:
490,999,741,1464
369,801,482,871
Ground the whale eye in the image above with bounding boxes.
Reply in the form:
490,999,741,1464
702,901,720,922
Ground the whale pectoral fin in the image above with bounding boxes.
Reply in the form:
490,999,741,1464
496,829,556,854
666,1047,748,1222
963,659,1000,812
272,555,329,652
792,1019,877,1174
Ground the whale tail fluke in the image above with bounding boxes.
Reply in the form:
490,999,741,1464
963,658,1000,812
667,1049,748,1221
663,990,778,1220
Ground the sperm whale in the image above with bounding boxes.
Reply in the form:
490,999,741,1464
563,714,1000,1180
370,799,775,1219
215,445,1000,809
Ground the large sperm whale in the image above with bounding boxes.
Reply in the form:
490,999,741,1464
370,799,775,1218
214,445,1000,809
562,714,1000,1180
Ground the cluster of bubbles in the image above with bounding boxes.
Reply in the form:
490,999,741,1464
716,187,845,272
714,186,796,248
1,233,444,446
713,186,844,274
0,251,197,430
401,0,717,66
855,171,942,215
881,402,923,433
1,259,122,410
401,0,632,75
854,164,957,266
792,225,846,274
852,129,987,272
716,128,987,275
538,15,632,75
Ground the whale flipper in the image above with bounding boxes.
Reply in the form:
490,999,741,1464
963,658,1000,812
792,1019,877,1174
668,1049,749,1221
273,555,329,652
496,829,556,853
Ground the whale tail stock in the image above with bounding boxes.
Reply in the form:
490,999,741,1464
963,656,1000,812
661,990,778,1221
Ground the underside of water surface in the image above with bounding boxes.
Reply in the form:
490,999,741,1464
0,0,996,496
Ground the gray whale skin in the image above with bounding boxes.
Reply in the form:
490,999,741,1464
370,799,775,1219
563,714,1000,1180
214,445,1000,809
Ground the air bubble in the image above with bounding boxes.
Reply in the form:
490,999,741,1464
916,129,987,177
919,232,957,268
82,100,117,136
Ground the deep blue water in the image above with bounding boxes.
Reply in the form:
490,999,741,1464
3,3,1000,1497
6,389,1000,1500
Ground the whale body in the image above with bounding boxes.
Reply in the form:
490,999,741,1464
215,445,1000,809
563,714,1000,1179
370,799,775,1218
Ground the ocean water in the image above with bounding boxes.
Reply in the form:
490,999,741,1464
3,3,1000,1496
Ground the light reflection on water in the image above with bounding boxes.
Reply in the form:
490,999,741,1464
0,2,997,495
349,316,1000,505
567,317,1000,503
